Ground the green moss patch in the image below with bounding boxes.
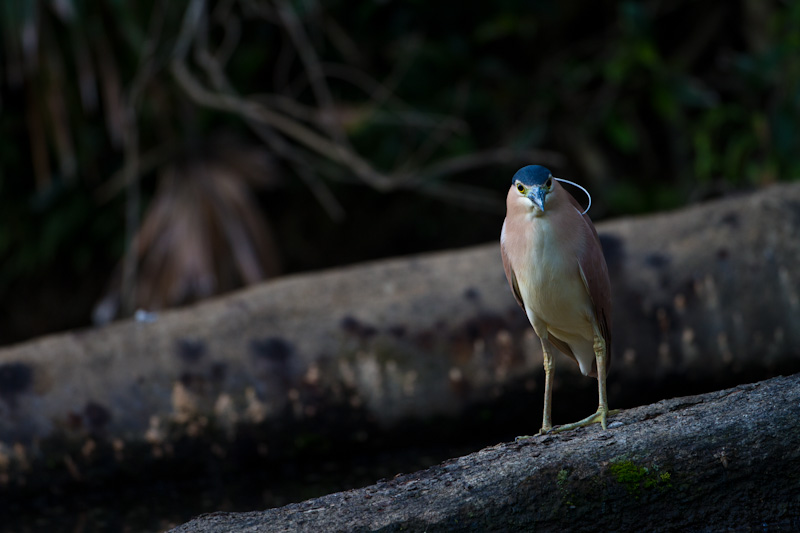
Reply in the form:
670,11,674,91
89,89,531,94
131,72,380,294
608,459,672,497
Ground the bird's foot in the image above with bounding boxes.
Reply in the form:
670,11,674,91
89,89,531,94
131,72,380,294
513,409,622,440
514,425,553,442
550,407,621,434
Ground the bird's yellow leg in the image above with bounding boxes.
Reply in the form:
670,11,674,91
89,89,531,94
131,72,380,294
550,328,618,434
515,337,555,441
539,338,555,434
594,329,609,428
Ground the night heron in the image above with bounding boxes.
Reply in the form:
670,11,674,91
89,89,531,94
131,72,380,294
501,165,614,436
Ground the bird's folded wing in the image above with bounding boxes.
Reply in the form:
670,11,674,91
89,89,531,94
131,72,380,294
500,241,525,310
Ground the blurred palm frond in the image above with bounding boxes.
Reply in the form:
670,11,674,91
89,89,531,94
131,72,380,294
93,140,281,324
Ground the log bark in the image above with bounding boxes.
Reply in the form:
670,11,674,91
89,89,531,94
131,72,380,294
1,183,800,489
170,373,800,532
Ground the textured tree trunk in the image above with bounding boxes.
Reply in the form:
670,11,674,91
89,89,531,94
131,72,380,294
170,373,800,532
1,183,799,491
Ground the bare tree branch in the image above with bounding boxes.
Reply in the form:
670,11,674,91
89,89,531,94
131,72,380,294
168,0,561,213
274,0,350,149
190,14,347,221
120,2,168,315
210,0,240,66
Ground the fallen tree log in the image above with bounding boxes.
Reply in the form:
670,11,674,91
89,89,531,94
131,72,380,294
1,183,800,490
170,373,800,532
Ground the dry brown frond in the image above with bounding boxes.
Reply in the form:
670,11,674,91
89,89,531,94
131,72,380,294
94,140,281,323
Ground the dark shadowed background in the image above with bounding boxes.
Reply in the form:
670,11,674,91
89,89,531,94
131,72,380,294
1,0,799,530
2,0,798,346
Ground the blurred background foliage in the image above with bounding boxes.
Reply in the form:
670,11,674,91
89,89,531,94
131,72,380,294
1,0,799,345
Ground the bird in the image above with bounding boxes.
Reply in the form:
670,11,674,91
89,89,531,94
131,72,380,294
500,164,614,436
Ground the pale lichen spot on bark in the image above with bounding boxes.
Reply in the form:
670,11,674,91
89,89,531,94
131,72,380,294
171,381,199,423
245,387,269,424
304,363,321,386
213,393,237,437
144,415,164,445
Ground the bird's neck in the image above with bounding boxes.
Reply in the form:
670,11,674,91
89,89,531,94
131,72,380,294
529,207,586,266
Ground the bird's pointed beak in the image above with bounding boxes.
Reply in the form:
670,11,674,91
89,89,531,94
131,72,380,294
528,187,548,212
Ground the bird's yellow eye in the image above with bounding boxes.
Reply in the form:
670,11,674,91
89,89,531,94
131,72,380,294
516,183,525,194
546,177,553,189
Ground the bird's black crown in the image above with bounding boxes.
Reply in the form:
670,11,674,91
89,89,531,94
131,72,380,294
512,165,552,187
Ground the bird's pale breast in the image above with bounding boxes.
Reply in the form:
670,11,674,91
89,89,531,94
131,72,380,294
518,217,593,333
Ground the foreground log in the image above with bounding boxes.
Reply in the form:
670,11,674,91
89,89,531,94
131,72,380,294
171,373,800,532
1,183,800,490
